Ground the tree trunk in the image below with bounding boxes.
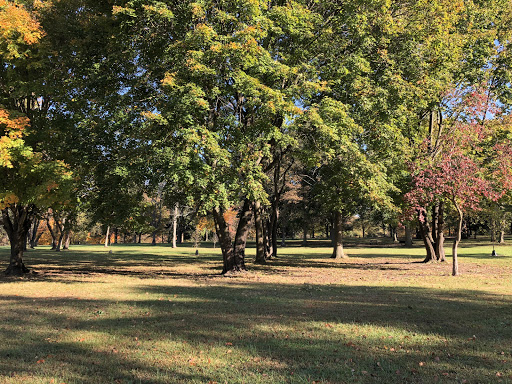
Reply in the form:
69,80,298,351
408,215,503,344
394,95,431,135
2,205,32,275
63,231,71,249
232,200,252,270
254,201,266,264
172,205,178,248
56,228,65,251
435,202,446,262
133,233,137,243
417,209,436,262
56,231,65,251
431,204,439,252
452,202,463,276
270,200,279,258
331,211,347,259
46,216,58,250
212,207,235,273
264,218,272,259
104,226,110,247
405,225,413,247
138,232,142,243
114,227,118,244
34,230,43,247
29,219,40,248
55,217,66,252
7,229,30,275
392,227,398,243
499,230,505,244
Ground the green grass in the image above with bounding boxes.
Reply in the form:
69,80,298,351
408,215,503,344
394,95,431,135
0,241,511,383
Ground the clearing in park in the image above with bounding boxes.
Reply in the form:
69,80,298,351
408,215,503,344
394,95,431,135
0,241,511,384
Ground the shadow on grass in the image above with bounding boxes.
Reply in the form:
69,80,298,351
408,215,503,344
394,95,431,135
0,282,511,383
1,244,509,282
248,257,408,272
0,298,210,383
0,246,221,277
0,244,511,382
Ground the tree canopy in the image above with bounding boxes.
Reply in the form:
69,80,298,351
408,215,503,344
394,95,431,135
1,0,512,275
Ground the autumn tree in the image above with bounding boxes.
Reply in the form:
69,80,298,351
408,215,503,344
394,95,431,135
398,0,512,261
112,0,327,273
0,0,76,275
406,87,512,275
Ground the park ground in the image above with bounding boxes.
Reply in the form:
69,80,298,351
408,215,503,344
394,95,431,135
0,240,511,383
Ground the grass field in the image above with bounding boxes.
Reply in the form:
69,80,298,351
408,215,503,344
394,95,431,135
0,240,511,383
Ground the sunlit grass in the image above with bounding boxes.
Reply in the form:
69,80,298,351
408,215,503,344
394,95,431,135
0,241,511,383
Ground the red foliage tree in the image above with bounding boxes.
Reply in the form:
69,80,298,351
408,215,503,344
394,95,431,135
406,87,512,275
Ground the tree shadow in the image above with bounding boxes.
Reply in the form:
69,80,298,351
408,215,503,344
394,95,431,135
1,282,511,383
0,296,211,383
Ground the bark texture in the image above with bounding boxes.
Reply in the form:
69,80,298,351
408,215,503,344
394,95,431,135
405,225,413,247
254,201,266,264
418,202,446,262
331,211,347,259
213,201,254,274
213,207,234,273
452,202,463,276
2,205,33,275
172,205,178,248
233,200,252,270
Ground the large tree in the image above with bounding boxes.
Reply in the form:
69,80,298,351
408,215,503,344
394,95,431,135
406,87,512,275
113,0,326,273
0,0,75,275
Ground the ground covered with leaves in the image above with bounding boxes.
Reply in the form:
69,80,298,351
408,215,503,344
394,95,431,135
0,241,511,383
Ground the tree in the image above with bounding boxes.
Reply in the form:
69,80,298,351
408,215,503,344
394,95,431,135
0,0,75,275
406,88,512,275
299,96,395,259
114,0,325,273
0,123,73,274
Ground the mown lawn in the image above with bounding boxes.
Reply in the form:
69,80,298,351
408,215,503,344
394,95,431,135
0,241,511,383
